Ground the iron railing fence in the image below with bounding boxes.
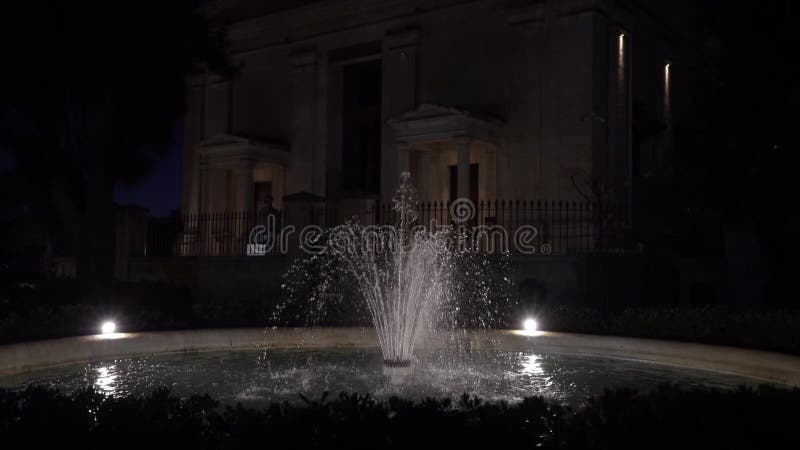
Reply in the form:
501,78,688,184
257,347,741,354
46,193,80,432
136,200,628,257
139,211,282,257
367,200,625,256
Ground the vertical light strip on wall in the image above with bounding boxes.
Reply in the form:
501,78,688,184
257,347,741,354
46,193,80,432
616,31,631,224
664,62,671,121
617,33,626,94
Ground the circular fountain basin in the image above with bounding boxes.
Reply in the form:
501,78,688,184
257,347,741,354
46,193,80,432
1,328,798,407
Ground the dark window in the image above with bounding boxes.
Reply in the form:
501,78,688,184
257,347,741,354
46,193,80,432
254,181,272,212
449,164,479,204
342,59,382,195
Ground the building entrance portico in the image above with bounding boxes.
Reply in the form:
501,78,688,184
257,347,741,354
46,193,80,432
195,134,289,215
387,104,503,204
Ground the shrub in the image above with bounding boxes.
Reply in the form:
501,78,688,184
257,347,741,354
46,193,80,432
1,385,798,449
2,279,800,356
528,305,800,355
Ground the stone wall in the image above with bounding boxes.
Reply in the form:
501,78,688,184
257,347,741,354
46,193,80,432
120,252,696,308
182,0,689,213
125,256,288,301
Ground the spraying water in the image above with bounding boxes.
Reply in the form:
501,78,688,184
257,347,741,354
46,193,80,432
329,173,452,381
277,172,514,384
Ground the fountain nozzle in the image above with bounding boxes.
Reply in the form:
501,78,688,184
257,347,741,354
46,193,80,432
383,360,413,384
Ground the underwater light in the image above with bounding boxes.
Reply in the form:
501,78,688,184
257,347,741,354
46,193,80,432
523,318,538,332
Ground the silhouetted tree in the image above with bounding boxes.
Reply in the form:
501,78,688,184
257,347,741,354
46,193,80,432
686,1,800,305
0,0,232,295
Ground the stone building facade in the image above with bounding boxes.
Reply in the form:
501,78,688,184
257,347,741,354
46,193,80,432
182,0,694,222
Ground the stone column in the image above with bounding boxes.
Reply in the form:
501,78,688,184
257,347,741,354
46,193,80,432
397,141,410,174
183,80,204,216
236,159,254,212
182,161,208,255
203,77,230,137
288,48,320,196
455,137,471,199
283,192,323,257
382,29,419,200
199,162,210,215
506,5,544,200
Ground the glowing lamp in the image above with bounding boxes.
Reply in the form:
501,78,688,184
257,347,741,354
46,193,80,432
523,318,538,333
101,321,116,335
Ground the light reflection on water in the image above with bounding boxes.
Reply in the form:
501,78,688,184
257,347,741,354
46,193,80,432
521,354,544,375
0,348,759,408
94,366,118,395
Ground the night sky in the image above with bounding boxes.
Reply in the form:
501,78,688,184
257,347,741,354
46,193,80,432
113,121,184,217
0,120,184,218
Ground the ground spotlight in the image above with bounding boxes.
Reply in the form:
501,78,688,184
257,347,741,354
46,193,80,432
101,321,116,335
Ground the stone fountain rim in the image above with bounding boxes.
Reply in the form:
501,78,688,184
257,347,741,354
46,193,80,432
1,327,799,387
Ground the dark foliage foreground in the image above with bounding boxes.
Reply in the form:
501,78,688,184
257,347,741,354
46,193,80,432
1,384,799,449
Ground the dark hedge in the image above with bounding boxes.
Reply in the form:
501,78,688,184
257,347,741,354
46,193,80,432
1,384,799,449
523,304,800,355
2,280,800,356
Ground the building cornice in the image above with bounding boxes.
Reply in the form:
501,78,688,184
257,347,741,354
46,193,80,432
197,134,289,167
387,103,503,147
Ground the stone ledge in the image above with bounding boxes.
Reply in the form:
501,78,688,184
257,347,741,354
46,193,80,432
1,328,799,386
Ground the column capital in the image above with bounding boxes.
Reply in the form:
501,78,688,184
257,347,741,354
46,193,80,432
504,3,544,28
385,28,420,50
290,47,319,70
453,135,472,147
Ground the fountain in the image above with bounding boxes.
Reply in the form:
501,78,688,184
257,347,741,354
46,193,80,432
328,172,453,383
275,172,518,384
